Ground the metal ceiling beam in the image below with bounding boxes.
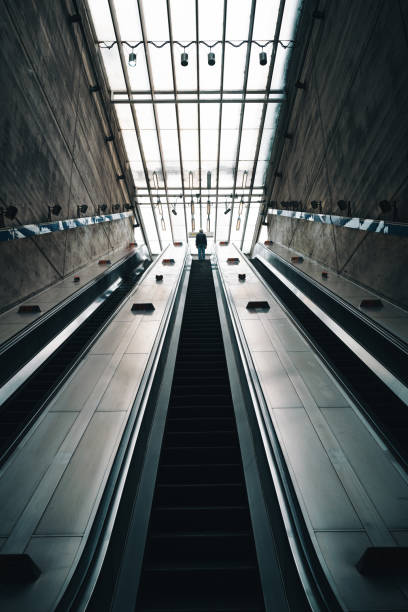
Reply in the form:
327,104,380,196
166,0,188,243
244,0,287,253
113,98,284,104
113,88,285,95
134,186,264,192
107,0,162,250
196,0,202,208
214,0,228,243
137,0,175,245
227,0,257,243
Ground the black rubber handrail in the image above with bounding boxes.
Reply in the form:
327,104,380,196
0,246,150,387
253,243,408,386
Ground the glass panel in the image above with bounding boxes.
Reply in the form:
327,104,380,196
165,161,182,188
253,0,280,40
199,44,221,91
160,130,180,161
134,103,156,130
180,130,199,163
242,203,262,252
271,45,290,89
127,47,150,90
139,204,161,254
223,44,247,90
220,131,238,160
242,102,263,129
156,103,178,129
149,45,174,90
226,0,252,39
114,0,143,39
115,104,134,129
140,130,161,161
280,0,302,40
130,162,147,188
179,102,198,129
100,47,126,89
254,160,269,185
200,103,220,129
122,131,142,162
239,129,259,162
201,129,218,161
247,49,269,90
87,0,115,39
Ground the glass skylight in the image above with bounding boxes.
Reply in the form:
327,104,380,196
86,0,302,252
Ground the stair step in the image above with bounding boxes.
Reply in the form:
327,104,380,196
157,463,243,485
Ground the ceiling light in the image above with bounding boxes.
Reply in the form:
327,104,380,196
113,204,120,211
47,204,62,220
207,171,211,189
238,199,244,215
242,170,248,189
157,198,163,215
181,51,188,66
128,52,137,67
189,171,193,190
171,208,177,215
191,200,195,215
77,204,88,216
161,217,166,231
0,205,18,226
99,204,108,213
337,200,351,216
224,207,231,215
259,51,267,66
208,51,215,66
207,200,211,215
191,217,195,231
378,200,391,213
310,200,321,210
153,171,159,190
236,217,241,230
206,217,210,232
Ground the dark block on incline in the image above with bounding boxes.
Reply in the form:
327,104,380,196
246,301,270,310
356,547,408,575
0,554,41,583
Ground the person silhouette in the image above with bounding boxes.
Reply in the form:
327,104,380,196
196,229,207,260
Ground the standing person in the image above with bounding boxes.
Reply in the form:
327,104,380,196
196,229,207,260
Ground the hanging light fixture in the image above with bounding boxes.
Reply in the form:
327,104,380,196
238,198,244,215
207,200,211,215
208,47,215,66
128,51,137,67
191,217,195,232
153,171,159,190
171,202,177,215
242,170,248,189
189,171,193,190
157,197,163,215
190,199,195,215
181,47,188,66
161,216,166,231
259,47,267,66
206,216,210,232
236,217,241,231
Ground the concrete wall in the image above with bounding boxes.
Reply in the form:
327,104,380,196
0,0,134,311
266,0,408,307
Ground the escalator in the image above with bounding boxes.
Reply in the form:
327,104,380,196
136,259,265,610
251,256,408,466
0,262,149,465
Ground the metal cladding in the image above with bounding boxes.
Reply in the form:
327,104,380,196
0,212,133,243
269,208,408,237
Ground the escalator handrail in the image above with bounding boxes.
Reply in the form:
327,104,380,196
254,242,408,359
55,247,189,612
0,246,148,355
249,245,408,406
214,248,346,612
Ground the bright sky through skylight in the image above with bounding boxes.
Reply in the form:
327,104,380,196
86,0,301,252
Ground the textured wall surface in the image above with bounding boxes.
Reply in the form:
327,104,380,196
0,0,134,311
266,0,408,307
